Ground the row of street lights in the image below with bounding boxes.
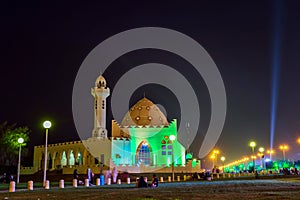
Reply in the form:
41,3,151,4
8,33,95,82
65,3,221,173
16,120,51,186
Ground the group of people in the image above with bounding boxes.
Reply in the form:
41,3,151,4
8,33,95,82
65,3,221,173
137,174,158,188
73,167,119,185
73,168,159,188
0,172,14,183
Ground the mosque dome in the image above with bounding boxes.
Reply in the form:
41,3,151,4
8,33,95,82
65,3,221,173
95,75,107,88
121,97,169,126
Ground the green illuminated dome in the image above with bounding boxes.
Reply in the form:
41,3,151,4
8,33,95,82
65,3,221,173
121,97,169,126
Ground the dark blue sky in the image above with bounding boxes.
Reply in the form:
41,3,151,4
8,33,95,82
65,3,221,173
1,1,300,165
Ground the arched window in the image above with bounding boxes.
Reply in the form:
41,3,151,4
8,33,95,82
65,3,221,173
136,142,151,165
162,136,173,156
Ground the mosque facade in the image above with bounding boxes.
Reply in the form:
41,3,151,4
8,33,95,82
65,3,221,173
22,75,200,175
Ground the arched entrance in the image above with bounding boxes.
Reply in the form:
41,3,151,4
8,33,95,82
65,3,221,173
136,141,152,165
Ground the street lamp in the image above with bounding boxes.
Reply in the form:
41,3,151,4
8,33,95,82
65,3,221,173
279,144,288,160
249,141,256,172
169,134,176,182
213,149,220,167
17,137,24,183
43,120,51,187
220,156,225,172
267,149,274,159
258,147,265,169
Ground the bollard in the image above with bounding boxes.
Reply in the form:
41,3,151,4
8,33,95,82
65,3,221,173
127,177,130,184
107,178,111,185
216,174,220,179
160,177,164,182
85,179,89,187
177,176,180,182
59,179,64,188
9,181,15,192
28,180,33,190
168,176,171,182
222,173,225,179
96,178,100,186
73,179,77,188
45,180,50,189
233,173,236,178
117,179,121,184
183,175,186,181
136,177,139,188
238,173,241,177
228,173,231,178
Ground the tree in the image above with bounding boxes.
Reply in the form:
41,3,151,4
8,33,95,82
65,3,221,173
0,121,31,166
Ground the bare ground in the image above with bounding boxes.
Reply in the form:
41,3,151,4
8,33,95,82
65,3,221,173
1,178,300,200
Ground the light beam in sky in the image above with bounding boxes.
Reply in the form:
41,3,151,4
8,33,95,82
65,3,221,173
270,0,283,160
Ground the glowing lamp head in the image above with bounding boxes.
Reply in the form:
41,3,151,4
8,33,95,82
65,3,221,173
18,138,24,144
279,145,288,150
213,149,220,154
169,135,176,141
258,147,264,153
220,156,225,162
249,141,256,148
43,120,52,129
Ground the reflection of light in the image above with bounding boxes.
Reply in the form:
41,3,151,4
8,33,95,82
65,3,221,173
265,158,271,162
78,153,81,156
143,142,148,146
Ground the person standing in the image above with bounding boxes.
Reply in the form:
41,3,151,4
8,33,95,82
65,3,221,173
104,169,111,184
87,168,93,185
151,174,158,188
73,169,79,180
112,167,118,183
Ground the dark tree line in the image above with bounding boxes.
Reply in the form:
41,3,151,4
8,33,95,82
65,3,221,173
0,122,30,166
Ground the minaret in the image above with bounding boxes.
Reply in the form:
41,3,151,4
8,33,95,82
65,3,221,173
91,75,110,138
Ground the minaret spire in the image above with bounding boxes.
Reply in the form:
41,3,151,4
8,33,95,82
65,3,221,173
91,74,110,138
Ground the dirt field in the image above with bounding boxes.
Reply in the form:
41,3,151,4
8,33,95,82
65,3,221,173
1,178,300,200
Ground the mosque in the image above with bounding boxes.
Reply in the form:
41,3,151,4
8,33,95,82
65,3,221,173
21,75,200,175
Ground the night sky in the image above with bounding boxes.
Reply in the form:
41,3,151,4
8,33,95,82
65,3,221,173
1,1,300,166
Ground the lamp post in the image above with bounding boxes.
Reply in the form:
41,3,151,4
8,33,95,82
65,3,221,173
17,137,24,183
43,120,51,187
213,150,220,168
210,154,216,170
279,144,288,160
220,156,225,172
249,141,256,172
258,147,265,169
267,149,274,160
169,134,176,182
